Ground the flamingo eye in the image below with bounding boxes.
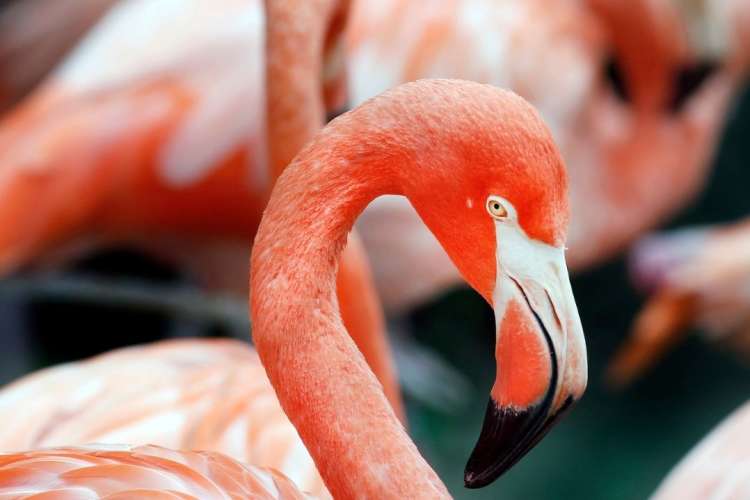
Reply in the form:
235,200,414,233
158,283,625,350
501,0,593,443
486,197,508,220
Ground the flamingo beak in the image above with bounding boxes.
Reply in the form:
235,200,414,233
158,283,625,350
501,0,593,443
464,229,587,488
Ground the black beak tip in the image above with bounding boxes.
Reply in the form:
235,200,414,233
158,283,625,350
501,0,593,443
463,396,576,489
464,470,500,489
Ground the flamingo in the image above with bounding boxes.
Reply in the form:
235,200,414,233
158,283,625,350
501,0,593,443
0,0,301,289
0,0,405,414
3,0,747,319
0,444,314,499
607,218,750,386
0,339,329,495
0,78,588,497
347,0,750,312
0,2,394,495
650,399,750,500
0,0,403,486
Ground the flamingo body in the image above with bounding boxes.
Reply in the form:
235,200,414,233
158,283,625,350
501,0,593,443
0,444,311,499
0,339,326,497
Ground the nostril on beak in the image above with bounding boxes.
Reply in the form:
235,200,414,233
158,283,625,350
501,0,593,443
669,60,720,113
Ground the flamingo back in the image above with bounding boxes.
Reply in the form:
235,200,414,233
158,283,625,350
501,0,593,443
0,444,312,499
0,339,328,497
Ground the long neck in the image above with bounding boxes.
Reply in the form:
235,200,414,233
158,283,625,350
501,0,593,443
336,231,404,420
263,0,404,420
264,0,337,179
251,125,449,498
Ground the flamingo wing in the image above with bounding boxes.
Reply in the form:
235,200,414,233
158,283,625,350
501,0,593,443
0,444,312,499
0,339,327,497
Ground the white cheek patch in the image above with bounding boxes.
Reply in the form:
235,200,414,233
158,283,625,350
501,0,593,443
494,228,567,337
489,196,588,401
489,198,569,364
488,198,567,293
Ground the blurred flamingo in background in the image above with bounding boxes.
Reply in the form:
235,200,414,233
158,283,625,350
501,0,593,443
0,339,330,495
0,444,314,499
348,0,750,312
608,218,750,386
0,0,408,412
650,399,750,499
0,0,116,114
3,0,747,317
0,0,372,494
0,79,588,498
0,0,284,288
0,1,398,495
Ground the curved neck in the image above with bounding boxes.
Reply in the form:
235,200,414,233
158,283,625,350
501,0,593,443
263,0,404,421
336,231,404,420
251,123,449,497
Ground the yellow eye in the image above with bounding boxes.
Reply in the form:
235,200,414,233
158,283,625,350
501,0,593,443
486,198,508,219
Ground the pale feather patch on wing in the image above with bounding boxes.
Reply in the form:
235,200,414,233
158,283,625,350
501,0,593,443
0,340,328,496
55,0,265,188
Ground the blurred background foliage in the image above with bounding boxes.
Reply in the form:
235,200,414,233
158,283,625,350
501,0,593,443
0,53,747,500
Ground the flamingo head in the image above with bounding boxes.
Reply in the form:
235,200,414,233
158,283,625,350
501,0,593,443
462,193,587,488
393,81,588,488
